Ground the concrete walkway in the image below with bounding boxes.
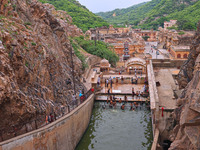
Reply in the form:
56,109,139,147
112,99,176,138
155,68,177,110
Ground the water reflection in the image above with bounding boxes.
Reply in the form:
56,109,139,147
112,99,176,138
76,102,153,150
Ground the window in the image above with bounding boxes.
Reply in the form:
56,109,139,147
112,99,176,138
177,54,181,58
183,54,187,58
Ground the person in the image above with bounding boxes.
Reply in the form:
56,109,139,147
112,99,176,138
144,77,148,84
66,78,71,85
45,115,48,124
48,114,52,123
132,88,135,97
107,89,110,95
119,98,122,104
124,95,128,103
130,103,134,110
110,95,112,101
138,91,141,100
136,91,139,98
82,88,84,95
79,92,84,103
121,76,124,84
54,112,57,121
110,79,113,88
109,100,113,108
116,77,118,84
109,76,112,81
105,79,106,87
97,76,100,87
113,100,117,108
134,102,138,109
135,76,138,84
143,85,146,92
106,79,109,87
113,95,116,101
121,104,125,110
131,77,134,84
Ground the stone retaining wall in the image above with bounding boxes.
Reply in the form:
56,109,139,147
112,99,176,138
0,94,95,150
152,59,185,68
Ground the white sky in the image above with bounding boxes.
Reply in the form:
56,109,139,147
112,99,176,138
77,0,151,13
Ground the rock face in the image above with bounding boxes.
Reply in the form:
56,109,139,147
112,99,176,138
169,23,200,149
0,0,84,140
178,23,200,89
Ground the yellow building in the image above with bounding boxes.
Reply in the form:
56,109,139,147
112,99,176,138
169,46,190,59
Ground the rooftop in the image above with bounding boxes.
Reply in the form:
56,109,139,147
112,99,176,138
171,45,190,52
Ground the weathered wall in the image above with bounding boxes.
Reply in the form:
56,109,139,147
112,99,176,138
0,94,94,150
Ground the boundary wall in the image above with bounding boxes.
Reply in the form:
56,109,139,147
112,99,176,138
0,94,95,150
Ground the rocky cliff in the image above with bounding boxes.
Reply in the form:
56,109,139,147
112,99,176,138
0,0,84,141
169,23,200,149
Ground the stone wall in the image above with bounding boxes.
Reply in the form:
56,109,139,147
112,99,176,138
152,59,185,68
0,94,94,150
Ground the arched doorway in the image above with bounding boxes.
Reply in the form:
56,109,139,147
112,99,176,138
183,54,187,58
177,54,181,58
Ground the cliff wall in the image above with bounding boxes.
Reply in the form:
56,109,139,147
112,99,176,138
0,0,84,140
169,22,200,149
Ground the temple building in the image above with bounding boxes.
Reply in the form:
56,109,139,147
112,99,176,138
125,57,146,74
100,59,111,72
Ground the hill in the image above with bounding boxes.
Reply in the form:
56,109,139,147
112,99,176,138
96,0,200,30
39,0,109,32
96,2,147,25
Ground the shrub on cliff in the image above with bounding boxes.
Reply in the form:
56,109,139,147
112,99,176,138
70,39,88,71
74,36,119,66
39,0,109,32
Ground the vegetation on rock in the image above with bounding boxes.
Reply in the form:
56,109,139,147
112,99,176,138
74,36,119,66
39,0,109,32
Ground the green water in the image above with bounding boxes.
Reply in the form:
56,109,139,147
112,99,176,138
76,102,153,150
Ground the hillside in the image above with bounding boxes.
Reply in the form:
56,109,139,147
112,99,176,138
39,0,109,32
96,0,200,30
96,2,147,25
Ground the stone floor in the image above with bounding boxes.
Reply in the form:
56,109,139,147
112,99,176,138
95,95,147,102
100,83,146,94
155,68,178,110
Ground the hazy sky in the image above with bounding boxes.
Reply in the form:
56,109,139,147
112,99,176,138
77,0,151,13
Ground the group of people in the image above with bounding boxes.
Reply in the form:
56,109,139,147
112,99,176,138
131,85,148,99
46,112,56,124
104,95,141,111
104,76,114,88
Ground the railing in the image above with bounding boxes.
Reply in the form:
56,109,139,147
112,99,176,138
0,88,94,142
